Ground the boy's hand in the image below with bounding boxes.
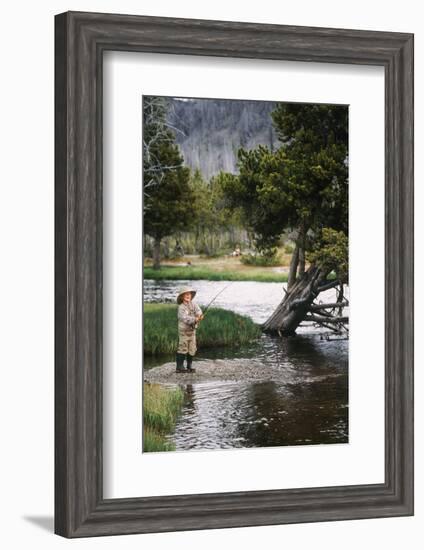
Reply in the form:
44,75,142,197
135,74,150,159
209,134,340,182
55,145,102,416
196,314,204,322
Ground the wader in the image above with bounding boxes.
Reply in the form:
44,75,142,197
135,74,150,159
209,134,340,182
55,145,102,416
176,300,202,373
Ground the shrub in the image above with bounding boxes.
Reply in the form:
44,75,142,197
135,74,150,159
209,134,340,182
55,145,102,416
240,252,281,267
283,242,295,254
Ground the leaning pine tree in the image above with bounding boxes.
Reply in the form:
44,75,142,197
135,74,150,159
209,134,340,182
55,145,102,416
221,103,349,336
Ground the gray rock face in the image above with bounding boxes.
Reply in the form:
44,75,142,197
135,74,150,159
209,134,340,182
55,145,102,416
166,97,279,179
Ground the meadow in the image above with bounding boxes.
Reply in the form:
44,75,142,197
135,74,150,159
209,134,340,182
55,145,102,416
144,265,288,282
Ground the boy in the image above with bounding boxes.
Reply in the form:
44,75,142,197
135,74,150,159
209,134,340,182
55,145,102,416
176,286,204,373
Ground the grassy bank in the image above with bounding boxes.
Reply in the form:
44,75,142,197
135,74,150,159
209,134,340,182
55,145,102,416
144,303,261,356
143,383,184,452
144,265,288,283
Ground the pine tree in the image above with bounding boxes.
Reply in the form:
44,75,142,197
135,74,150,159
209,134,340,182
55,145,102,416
143,97,194,269
221,102,349,335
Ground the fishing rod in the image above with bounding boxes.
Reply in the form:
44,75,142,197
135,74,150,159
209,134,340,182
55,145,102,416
200,282,234,319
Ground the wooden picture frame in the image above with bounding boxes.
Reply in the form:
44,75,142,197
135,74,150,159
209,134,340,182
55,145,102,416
55,11,414,538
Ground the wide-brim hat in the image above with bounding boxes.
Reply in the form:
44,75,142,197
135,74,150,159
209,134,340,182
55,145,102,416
177,286,197,304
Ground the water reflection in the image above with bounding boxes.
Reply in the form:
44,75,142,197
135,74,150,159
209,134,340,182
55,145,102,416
167,377,348,450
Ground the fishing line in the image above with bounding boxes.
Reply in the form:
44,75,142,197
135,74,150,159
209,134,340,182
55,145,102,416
202,281,234,318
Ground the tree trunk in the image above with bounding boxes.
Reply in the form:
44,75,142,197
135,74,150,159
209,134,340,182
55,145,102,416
262,266,326,335
194,226,200,254
163,238,170,259
153,237,161,270
297,224,306,277
287,244,300,290
298,246,305,277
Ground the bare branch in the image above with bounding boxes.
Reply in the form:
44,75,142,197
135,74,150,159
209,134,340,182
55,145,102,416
309,301,349,311
316,279,341,293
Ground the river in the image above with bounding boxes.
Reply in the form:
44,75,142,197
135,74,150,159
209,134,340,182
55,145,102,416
144,279,348,451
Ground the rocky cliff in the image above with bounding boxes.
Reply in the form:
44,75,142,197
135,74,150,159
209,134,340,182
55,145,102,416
166,97,279,179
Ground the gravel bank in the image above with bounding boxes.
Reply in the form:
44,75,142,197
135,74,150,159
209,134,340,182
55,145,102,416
144,358,287,384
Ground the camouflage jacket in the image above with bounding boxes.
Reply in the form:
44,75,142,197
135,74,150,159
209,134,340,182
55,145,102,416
178,301,203,334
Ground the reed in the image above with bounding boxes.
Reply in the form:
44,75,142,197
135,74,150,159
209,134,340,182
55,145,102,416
143,426,175,452
143,382,184,432
143,383,184,452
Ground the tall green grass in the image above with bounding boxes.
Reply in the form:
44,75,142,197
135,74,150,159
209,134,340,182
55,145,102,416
144,265,288,283
143,427,175,452
144,382,184,432
143,383,184,452
144,304,261,356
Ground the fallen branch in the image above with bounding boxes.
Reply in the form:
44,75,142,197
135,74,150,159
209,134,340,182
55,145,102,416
305,315,349,324
309,301,349,311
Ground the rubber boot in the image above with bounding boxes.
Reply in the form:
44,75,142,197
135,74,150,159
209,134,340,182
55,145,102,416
186,354,196,373
175,353,187,373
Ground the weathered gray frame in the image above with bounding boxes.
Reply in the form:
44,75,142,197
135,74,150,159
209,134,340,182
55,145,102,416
55,11,414,538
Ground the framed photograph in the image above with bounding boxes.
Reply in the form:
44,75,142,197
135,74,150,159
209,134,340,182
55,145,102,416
55,11,414,538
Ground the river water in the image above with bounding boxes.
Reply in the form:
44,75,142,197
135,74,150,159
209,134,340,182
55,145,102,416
144,280,348,450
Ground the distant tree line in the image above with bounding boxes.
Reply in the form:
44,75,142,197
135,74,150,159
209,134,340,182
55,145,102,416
143,96,242,269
